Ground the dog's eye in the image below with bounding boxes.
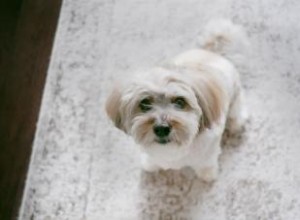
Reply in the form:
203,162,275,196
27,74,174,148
139,98,152,112
173,97,186,109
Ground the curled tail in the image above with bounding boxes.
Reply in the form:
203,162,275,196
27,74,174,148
198,19,250,70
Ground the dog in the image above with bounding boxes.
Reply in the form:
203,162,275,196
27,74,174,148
105,20,249,182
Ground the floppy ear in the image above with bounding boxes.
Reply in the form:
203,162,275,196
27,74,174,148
105,85,123,130
192,75,224,130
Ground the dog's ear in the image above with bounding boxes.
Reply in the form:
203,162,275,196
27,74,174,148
105,85,124,131
191,75,224,130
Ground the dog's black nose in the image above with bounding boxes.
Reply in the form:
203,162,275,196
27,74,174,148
153,125,171,138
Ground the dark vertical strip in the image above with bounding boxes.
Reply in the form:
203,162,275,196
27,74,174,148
0,0,62,219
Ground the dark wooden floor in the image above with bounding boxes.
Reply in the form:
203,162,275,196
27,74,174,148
0,0,62,219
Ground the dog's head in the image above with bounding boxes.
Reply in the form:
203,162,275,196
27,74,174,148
105,66,223,160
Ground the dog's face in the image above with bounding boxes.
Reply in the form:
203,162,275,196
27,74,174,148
106,67,223,160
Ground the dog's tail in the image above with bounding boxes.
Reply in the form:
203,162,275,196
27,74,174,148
198,19,250,70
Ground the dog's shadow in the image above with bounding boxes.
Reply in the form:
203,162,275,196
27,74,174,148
138,168,210,220
138,128,248,220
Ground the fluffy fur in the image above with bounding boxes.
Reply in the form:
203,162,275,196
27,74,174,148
105,20,248,182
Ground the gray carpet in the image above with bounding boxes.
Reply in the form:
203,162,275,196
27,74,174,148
20,0,300,219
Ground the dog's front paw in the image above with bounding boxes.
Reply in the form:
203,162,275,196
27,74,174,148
141,156,160,172
195,166,219,183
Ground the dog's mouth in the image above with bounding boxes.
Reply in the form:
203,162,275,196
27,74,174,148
155,138,171,144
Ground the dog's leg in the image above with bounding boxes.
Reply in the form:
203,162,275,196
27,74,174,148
195,163,219,183
226,90,248,134
194,140,221,182
141,154,160,172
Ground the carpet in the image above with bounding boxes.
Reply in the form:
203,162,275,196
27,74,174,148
20,0,300,219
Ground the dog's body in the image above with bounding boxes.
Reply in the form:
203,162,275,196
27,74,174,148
106,20,249,182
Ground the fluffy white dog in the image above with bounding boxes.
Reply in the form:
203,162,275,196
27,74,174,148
105,20,249,182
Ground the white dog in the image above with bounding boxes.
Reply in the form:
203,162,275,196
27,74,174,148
105,20,249,182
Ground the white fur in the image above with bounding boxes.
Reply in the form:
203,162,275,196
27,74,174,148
106,20,249,182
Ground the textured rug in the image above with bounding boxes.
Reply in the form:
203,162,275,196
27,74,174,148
20,0,300,219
